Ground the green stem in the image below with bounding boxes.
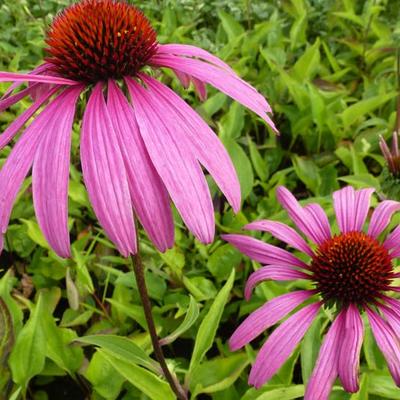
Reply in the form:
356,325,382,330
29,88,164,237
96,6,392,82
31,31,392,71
131,253,187,400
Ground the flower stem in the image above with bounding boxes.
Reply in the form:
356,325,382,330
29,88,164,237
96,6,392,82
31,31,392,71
131,253,187,400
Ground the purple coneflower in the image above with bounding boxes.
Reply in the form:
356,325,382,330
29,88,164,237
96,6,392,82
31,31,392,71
0,0,276,258
223,186,400,399
379,131,400,177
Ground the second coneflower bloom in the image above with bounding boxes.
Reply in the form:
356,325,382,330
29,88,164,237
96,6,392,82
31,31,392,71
224,186,400,399
0,0,276,257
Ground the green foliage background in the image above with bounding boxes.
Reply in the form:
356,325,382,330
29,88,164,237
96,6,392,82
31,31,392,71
1,0,400,399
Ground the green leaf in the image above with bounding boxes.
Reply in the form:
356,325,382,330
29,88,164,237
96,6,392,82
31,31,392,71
350,373,368,400
218,11,244,41
99,349,176,400
368,370,400,399
0,298,13,393
76,334,158,373
221,137,254,201
301,316,323,383
20,219,49,249
221,102,245,139
188,270,235,374
339,174,381,190
9,292,47,389
292,156,320,195
85,351,125,400
248,137,268,181
243,385,305,400
207,243,241,280
292,38,320,81
159,296,200,346
190,353,249,395
342,92,397,127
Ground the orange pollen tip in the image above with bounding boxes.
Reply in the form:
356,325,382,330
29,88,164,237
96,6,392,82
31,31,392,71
311,231,394,306
45,0,158,83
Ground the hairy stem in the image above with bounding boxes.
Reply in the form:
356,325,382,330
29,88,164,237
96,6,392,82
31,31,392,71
131,253,187,400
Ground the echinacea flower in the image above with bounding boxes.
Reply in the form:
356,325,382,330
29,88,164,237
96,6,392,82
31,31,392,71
0,0,276,258
380,131,400,177
223,186,400,399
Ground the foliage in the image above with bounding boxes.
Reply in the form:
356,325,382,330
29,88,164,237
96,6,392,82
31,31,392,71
1,0,400,399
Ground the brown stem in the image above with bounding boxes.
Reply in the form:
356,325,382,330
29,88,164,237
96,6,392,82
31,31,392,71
131,252,187,400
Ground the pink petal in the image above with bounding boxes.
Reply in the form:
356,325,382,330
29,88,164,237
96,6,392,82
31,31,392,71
150,53,277,132
2,63,51,99
192,77,207,101
0,91,72,242
0,71,78,85
380,305,400,337
382,296,400,316
139,74,241,212
368,200,400,238
333,186,355,233
333,187,374,234
353,188,375,231
174,70,190,88
229,290,314,351
245,219,313,257
0,87,58,150
276,186,329,245
156,44,235,73
244,265,311,300
366,307,400,386
32,87,81,258
81,83,136,256
0,86,33,113
303,203,331,242
338,305,364,393
222,234,308,268
106,80,174,252
249,302,320,388
383,225,400,251
126,77,215,243
305,311,344,400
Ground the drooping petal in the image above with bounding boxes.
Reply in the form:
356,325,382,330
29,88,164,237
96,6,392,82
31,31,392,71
249,302,320,388
0,71,78,85
192,77,207,101
383,225,400,252
0,87,58,150
366,307,400,386
305,311,344,400
2,63,51,99
150,53,277,132
156,44,235,73
229,290,314,351
174,70,190,88
0,86,33,113
338,305,364,393
382,296,400,316
276,186,329,244
379,305,400,338
32,87,82,258
244,266,311,300
245,220,314,257
139,74,241,212
126,77,215,243
222,234,308,268
0,90,73,244
81,83,136,256
368,200,400,238
333,186,355,234
106,80,174,252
